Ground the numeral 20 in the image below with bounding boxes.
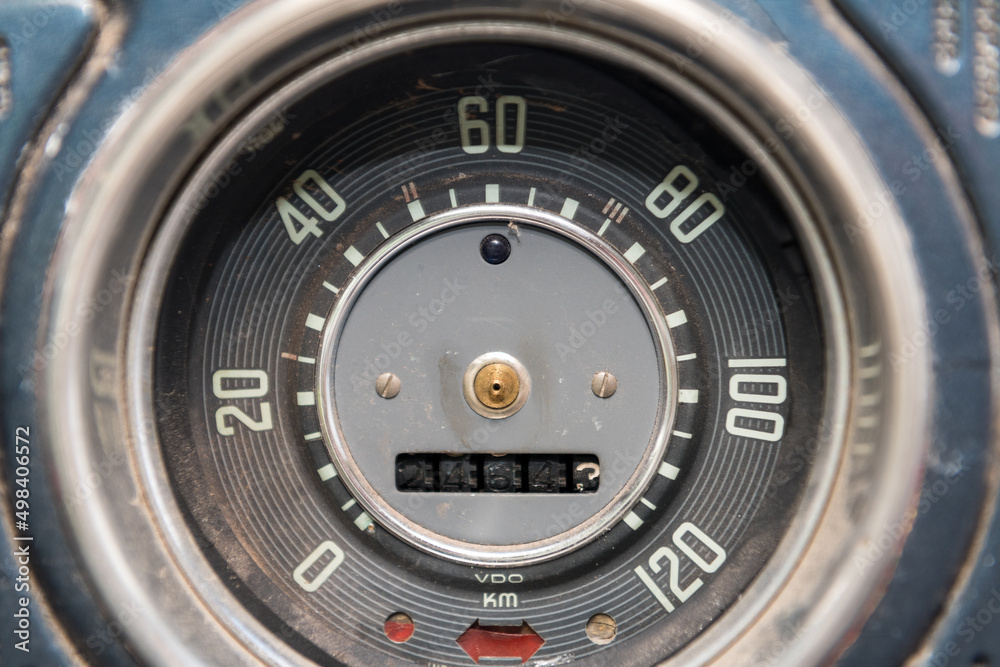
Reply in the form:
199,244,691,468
213,369,273,436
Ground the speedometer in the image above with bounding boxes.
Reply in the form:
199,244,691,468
19,2,984,665
141,41,828,663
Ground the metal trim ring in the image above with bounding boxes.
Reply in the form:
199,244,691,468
316,204,677,566
39,1,935,665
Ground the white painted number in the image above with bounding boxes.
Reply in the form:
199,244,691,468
495,95,527,153
670,193,725,243
634,521,727,613
458,96,490,154
645,166,697,218
212,369,268,399
212,369,274,436
276,169,347,245
214,405,273,436
293,540,345,592
673,522,726,573
729,374,787,404
724,359,788,442
648,547,701,604
458,95,526,154
645,165,725,243
726,408,784,442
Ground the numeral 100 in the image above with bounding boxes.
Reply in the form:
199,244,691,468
725,358,787,442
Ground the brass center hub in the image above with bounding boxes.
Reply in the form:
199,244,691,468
462,351,532,420
474,363,520,409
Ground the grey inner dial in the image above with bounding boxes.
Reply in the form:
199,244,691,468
319,206,676,565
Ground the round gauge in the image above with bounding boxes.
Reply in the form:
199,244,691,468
144,41,827,664
40,3,941,666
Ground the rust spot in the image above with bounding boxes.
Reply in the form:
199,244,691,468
415,77,442,91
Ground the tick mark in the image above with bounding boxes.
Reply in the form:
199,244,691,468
678,390,699,404
666,310,687,328
344,246,365,267
305,314,326,331
623,242,646,264
658,462,680,479
560,198,579,220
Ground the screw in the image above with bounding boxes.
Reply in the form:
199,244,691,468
384,612,415,643
591,371,617,398
376,372,401,399
586,613,617,644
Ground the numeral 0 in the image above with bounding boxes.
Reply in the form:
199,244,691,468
293,540,345,592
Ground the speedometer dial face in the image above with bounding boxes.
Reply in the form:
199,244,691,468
150,42,825,665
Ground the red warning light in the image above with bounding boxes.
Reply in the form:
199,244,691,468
456,620,545,663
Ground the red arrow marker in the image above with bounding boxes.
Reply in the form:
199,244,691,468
456,620,545,664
